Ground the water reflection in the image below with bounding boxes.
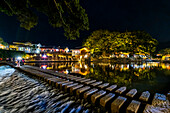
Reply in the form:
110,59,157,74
25,62,170,94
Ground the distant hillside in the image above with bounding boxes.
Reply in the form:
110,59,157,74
157,41,170,51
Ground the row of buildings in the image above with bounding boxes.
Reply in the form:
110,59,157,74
0,42,90,59
1,41,169,61
1,41,78,54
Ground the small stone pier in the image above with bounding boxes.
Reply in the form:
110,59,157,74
5,62,170,113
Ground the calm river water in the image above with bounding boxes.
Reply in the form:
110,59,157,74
25,62,170,94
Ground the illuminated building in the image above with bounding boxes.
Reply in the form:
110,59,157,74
162,55,170,61
71,47,90,61
40,46,70,53
9,42,41,53
0,44,7,49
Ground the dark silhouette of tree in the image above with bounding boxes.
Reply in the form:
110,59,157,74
0,37,8,46
0,0,89,39
159,48,170,55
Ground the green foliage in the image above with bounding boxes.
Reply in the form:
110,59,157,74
159,48,170,55
0,0,89,39
84,30,158,57
0,37,8,46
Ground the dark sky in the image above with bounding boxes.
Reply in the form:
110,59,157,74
0,0,170,48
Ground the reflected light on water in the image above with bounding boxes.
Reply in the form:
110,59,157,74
25,62,170,94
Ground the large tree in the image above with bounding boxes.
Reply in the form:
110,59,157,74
83,30,118,56
0,0,89,39
0,37,8,46
120,31,158,56
159,48,170,55
84,30,158,57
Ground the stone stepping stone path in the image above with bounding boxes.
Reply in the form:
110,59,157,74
91,90,106,105
100,93,115,108
111,96,127,113
98,83,110,89
126,100,141,113
5,63,169,113
115,86,126,94
76,86,91,98
139,91,150,102
126,89,137,98
84,88,98,100
106,84,117,91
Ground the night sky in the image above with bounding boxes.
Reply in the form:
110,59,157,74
0,0,170,48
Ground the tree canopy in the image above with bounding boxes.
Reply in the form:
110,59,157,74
159,48,170,55
83,30,158,57
0,37,8,46
0,0,89,39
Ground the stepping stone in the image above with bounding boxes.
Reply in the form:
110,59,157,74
106,85,117,91
91,90,106,104
59,82,73,90
91,81,103,87
100,93,115,108
139,91,150,102
70,84,84,95
56,81,70,88
98,83,109,89
48,78,62,86
152,93,167,106
75,78,85,82
126,100,141,113
84,88,98,100
126,89,137,98
167,92,170,101
64,83,78,92
115,86,126,94
76,86,91,97
85,80,96,85
111,96,127,113
80,79,91,83
68,77,78,80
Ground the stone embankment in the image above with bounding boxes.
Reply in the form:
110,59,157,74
4,62,170,113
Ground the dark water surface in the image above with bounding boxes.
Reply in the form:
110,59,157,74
25,62,170,94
